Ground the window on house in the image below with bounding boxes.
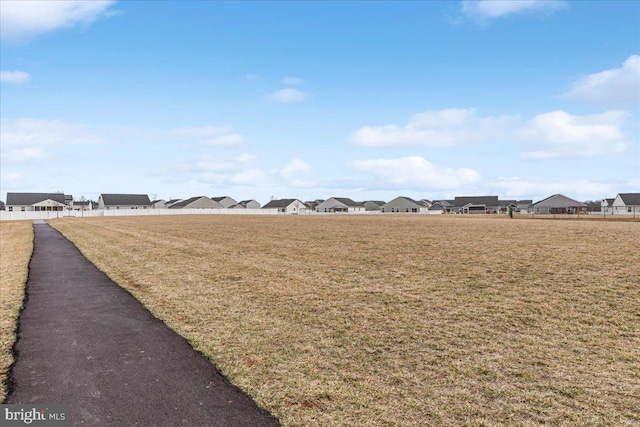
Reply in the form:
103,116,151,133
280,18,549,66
21,206,25,211
628,207,632,213
8,207,13,211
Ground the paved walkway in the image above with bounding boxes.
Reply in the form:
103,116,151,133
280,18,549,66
7,223,280,426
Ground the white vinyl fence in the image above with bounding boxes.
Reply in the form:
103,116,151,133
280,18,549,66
0,208,450,221
0,208,280,221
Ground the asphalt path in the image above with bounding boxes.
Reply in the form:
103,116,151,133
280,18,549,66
6,222,281,426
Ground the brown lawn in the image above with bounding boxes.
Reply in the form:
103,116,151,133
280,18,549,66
0,221,33,402
50,215,640,426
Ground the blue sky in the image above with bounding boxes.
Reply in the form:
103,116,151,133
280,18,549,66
1,0,639,204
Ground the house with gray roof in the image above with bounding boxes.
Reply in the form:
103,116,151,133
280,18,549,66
362,200,385,211
429,200,454,213
211,196,237,208
232,199,261,209
262,199,305,214
98,194,152,210
516,200,533,213
611,193,640,216
601,198,615,215
452,196,500,214
6,192,67,212
168,196,223,209
530,194,587,214
315,197,365,213
380,197,429,213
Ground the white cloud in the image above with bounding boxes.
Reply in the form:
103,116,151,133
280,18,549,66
282,77,304,85
0,70,29,84
181,154,316,189
518,110,630,160
267,88,308,104
352,156,480,190
280,159,312,178
0,118,103,163
493,177,612,201
173,126,244,146
562,55,640,104
230,168,269,186
350,108,631,160
0,0,117,44
350,108,517,147
461,0,568,20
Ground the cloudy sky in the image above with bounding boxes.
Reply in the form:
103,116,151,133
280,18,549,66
1,0,639,203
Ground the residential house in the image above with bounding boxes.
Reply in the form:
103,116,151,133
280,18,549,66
452,196,500,214
151,199,167,209
498,200,517,214
168,196,223,209
530,194,587,214
6,192,66,212
304,200,324,211
516,200,533,214
64,194,74,209
165,199,183,208
362,200,385,211
429,200,454,213
73,200,91,211
380,197,429,213
601,198,615,215
211,196,237,208
0,201,5,211
234,199,261,209
262,199,306,214
315,197,365,213
98,194,152,210
611,193,640,215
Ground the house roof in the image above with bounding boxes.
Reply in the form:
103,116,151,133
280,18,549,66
169,196,206,208
74,201,90,206
431,200,453,207
618,193,640,206
100,194,151,206
531,194,587,208
331,197,364,207
262,199,299,208
453,196,499,207
382,196,426,208
6,192,66,206
211,196,232,202
363,200,386,206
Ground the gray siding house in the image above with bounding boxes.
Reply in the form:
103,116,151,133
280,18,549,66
530,194,587,214
98,194,152,210
362,201,385,211
452,196,500,214
235,199,261,209
211,196,237,208
6,192,66,212
168,196,223,209
380,197,429,213
262,199,306,213
315,197,365,213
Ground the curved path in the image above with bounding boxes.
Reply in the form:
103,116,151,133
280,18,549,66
6,222,280,426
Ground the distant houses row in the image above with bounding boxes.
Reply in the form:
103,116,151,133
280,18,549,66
2,192,639,215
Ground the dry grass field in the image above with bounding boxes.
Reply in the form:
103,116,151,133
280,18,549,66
0,221,33,402
50,215,639,426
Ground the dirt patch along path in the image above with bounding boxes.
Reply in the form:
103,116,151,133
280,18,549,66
6,223,280,427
